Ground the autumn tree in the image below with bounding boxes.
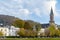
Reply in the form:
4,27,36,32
24,21,32,30
25,30,37,37
30,31,37,37
24,30,31,36
17,28,37,37
45,29,50,36
12,19,25,28
17,28,25,36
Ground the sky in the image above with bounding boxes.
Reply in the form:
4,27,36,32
0,0,60,25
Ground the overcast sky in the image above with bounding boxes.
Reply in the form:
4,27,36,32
0,0,60,25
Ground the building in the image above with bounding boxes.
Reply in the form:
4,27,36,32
38,28,45,36
0,27,9,36
35,8,58,37
41,8,56,28
0,23,19,36
9,26,19,36
33,8,57,32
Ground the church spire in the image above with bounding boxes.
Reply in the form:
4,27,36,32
49,7,55,24
50,7,54,15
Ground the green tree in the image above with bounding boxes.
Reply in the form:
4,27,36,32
55,29,60,36
12,19,25,28
48,24,56,36
48,24,60,37
36,23,41,31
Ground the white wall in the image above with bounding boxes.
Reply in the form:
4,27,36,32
9,26,19,36
0,26,20,36
0,27,9,36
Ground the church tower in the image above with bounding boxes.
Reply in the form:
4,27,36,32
49,8,55,24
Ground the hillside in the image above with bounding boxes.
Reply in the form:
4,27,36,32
0,15,19,26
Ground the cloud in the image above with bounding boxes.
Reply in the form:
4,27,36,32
0,0,58,20
19,0,57,17
40,0,57,15
42,0,60,17
33,8,41,17
19,9,30,16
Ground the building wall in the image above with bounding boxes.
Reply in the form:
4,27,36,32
0,27,9,36
9,26,20,36
0,26,20,36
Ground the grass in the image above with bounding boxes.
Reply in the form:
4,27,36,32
1,38,60,40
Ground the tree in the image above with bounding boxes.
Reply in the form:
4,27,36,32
45,29,50,36
24,30,31,36
55,29,60,36
25,30,37,37
17,28,37,37
0,31,3,36
35,23,41,31
30,30,37,37
12,19,25,28
48,24,56,36
24,21,32,30
17,28,25,36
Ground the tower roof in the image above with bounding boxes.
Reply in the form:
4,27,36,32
50,8,54,15
49,7,55,24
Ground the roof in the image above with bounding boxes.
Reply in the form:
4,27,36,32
41,23,50,28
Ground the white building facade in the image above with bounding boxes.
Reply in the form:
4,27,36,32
9,26,19,36
0,26,20,36
0,27,9,36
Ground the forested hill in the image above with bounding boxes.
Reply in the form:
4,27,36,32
0,15,19,26
0,15,41,28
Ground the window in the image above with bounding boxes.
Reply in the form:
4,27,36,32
5,29,7,31
1,29,3,31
